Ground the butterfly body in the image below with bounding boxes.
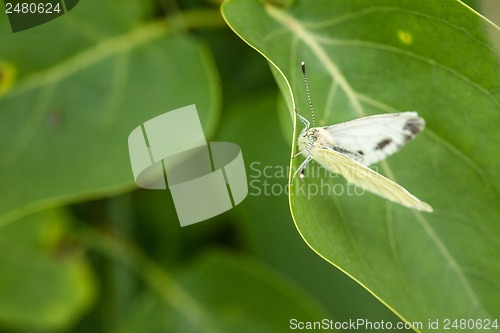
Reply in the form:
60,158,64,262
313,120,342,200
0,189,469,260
298,126,365,165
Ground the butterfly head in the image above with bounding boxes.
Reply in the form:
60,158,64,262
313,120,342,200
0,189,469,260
305,128,318,143
298,128,323,153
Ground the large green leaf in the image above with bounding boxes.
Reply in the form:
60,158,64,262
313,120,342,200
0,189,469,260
0,0,220,226
222,0,500,328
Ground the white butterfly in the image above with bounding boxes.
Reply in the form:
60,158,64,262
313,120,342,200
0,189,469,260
294,62,432,212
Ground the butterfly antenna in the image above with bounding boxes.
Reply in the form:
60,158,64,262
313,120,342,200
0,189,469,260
301,62,316,127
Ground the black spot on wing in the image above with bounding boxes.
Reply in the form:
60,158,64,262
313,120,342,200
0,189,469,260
357,150,364,156
404,119,422,135
375,138,392,150
401,118,424,143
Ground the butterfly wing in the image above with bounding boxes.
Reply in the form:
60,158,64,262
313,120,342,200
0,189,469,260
325,112,425,166
312,147,433,212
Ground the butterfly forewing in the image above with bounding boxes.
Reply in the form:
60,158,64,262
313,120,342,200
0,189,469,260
324,112,425,166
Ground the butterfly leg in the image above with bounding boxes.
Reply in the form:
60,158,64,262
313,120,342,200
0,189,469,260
292,150,304,159
290,153,313,183
295,108,310,131
300,166,306,179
